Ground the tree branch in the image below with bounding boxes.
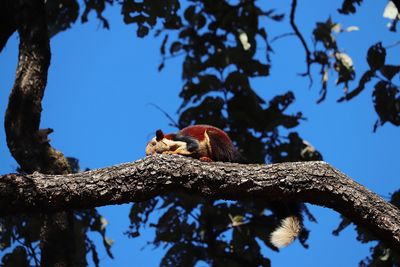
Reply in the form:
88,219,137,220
290,0,313,85
4,1,80,266
0,0,16,52
5,0,70,175
1,154,399,250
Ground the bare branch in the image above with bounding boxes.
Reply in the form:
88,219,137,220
270,32,296,43
290,0,313,85
147,103,180,129
1,154,399,250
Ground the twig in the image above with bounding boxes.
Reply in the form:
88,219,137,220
147,103,179,128
27,242,40,267
162,51,186,60
270,32,295,43
14,236,40,266
290,0,313,86
385,40,400,49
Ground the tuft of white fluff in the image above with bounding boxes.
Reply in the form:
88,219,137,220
238,31,251,50
270,216,301,248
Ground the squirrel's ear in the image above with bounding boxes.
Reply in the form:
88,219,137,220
156,130,164,141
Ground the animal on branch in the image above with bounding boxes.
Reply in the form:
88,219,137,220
145,124,242,162
146,124,302,248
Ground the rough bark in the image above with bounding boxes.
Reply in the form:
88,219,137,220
1,154,399,251
5,0,70,175
4,1,80,266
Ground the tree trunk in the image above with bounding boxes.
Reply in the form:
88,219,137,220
4,1,83,266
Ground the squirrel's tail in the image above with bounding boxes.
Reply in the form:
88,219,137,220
270,215,302,248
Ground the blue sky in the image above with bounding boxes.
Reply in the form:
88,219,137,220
0,0,399,266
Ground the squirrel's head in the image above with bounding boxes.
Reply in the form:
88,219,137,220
145,129,186,155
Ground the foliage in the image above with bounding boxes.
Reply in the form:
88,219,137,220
39,0,400,131
124,0,318,265
0,159,113,267
338,42,400,132
1,0,399,266
121,1,399,266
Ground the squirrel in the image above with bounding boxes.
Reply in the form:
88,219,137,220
145,124,242,162
145,124,301,248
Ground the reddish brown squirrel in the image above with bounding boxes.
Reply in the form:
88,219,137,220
145,124,242,162
145,124,301,248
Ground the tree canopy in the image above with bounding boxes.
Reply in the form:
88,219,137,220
0,0,399,266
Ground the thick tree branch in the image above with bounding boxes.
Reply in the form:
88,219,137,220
1,154,399,250
5,0,70,175
4,1,80,266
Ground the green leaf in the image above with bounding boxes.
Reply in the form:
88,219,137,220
367,42,386,70
128,198,158,237
104,237,114,247
241,59,270,77
137,24,149,38
154,206,182,243
2,246,29,267
184,6,196,24
231,215,245,227
179,96,226,128
334,52,355,88
372,81,400,131
160,243,199,267
338,0,363,15
170,41,182,54
313,17,338,50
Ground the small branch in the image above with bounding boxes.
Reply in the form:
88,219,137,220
1,154,399,250
27,242,40,267
163,51,186,60
147,103,179,128
385,40,400,49
270,32,295,43
290,0,313,86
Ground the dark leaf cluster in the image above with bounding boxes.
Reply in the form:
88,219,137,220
337,0,363,15
0,159,113,267
310,17,356,102
125,1,323,265
1,0,399,266
128,194,316,266
338,42,400,131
